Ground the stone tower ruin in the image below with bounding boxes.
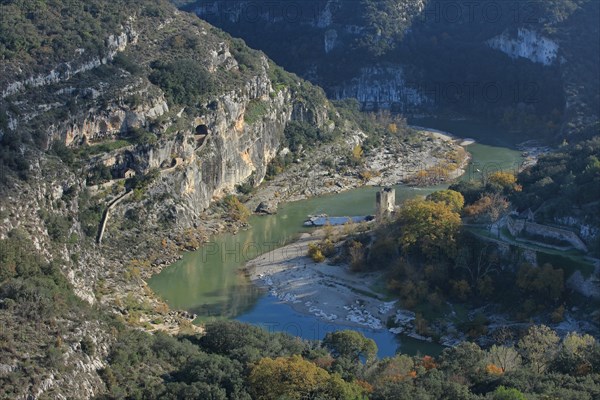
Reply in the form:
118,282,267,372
376,187,395,218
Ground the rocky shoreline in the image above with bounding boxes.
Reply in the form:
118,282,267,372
246,127,470,214
92,126,471,334
247,230,396,330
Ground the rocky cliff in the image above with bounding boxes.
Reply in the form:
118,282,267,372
185,0,599,140
487,28,559,66
0,2,337,398
1,3,334,229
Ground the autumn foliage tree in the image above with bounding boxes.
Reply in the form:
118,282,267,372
487,171,521,193
426,189,465,212
463,192,509,226
247,355,366,400
396,198,461,259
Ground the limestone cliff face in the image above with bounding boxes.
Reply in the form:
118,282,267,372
1,24,138,99
1,4,330,232
143,70,303,227
185,0,599,138
0,6,333,398
332,65,431,112
189,0,430,112
487,28,559,66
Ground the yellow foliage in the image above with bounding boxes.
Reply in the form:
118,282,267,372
486,363,504,375
359,169,374,182
426,190,465,212
352,144,363,161
248,355,366,400
223,195,250,222
308,243,326,263
397,199,461,257
488,171,517,187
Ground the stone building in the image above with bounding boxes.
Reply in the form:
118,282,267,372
124,168,136,179
376,187,395,218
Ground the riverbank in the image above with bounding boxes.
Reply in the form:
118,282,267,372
246,127,470,213
112,125,473,336
247,228,397,330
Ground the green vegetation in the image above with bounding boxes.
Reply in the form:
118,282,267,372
514,138,600,230
222,195,251,223
149,59,214,108
1,231,600,398
265,152,294,180
0,231,115,396
283,121,334,153
97,322,600,400
229,37,261,72
0,0,155,62
340,183,598,327
243,99,269,124
78,190,104,237
127,169,160,200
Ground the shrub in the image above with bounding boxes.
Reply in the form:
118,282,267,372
244,99,269,124
223,195,250,222
308,243,326,263
149,59,214,108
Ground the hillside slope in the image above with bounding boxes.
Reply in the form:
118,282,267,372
186,0,599,140
0,1,340,397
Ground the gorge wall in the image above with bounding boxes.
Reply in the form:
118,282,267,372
185,0,599,139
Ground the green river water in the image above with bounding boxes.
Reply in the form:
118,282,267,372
149,119,526,356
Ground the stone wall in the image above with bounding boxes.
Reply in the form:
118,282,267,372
507,217,588,252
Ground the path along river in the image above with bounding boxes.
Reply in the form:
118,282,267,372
149,119,527,357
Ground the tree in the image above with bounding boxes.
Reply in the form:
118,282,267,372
426,190,465,212
149,59,214,107
396,198,461,259
463,193,509,224
518,325,560,373
492,386,527,400
487,171,521,194
369,354,415,386
487,345,522,373
323,330,377,365
516,264,564,304
247,355,365,400
349,240,365,271
454,240,500,295
223,195,250,222
248,355,329,400
350,144,364,167
554,332,598,375
439,342,486,383
308,243,326,263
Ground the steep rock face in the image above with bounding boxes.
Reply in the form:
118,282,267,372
487,28,559,66
0,3,334,398
1,25,138,99
332,65,431,111
1,3,330,231
188,0,430,111
183,0,599,138
141,74,298,227
64,90,169,147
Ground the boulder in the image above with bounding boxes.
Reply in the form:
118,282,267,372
255,201,277,215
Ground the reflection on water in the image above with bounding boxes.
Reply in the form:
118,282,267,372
149,184,440,317
149,120,523,355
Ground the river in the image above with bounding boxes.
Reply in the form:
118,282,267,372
148,119,526,357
